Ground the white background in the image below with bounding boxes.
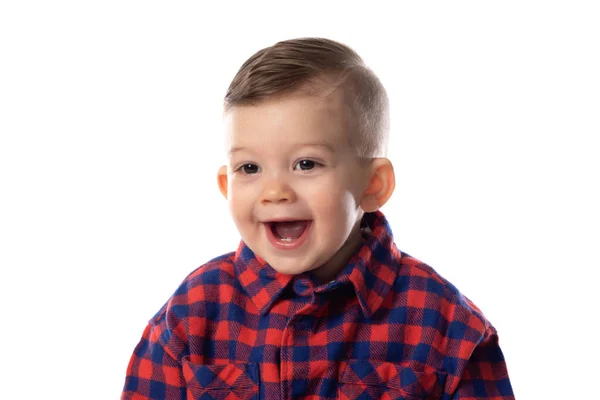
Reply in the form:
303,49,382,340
1,1,598,399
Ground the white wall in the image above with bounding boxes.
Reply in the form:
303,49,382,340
1,1,598,398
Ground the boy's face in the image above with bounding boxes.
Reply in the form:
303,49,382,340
219,89,371,281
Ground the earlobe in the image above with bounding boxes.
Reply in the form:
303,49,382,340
360,158,396,213
217,165,228,199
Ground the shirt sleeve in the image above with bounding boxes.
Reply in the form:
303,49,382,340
450,326,515,400
121,306,187,400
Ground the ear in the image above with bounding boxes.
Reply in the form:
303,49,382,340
217,165,228,199
360,158,396,213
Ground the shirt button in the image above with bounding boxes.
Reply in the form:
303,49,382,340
294,317,314,332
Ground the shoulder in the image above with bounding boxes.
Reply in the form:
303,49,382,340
149,251,239,324
395,252,494,336
180,251,238,290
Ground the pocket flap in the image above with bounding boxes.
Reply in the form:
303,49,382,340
339,360,444,399
182,357,259,399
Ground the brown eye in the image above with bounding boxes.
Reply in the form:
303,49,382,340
294,160,316,171
239,163,260,174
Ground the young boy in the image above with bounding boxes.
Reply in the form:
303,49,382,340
122,38,514,400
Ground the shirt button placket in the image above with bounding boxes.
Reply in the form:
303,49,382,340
281,314,314,399
287,315,313,399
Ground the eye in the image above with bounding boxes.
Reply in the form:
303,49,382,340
237,163,260,175
294,159,318,171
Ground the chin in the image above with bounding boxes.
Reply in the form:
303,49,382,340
267,258,315,276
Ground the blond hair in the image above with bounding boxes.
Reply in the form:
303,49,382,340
224,37,390,158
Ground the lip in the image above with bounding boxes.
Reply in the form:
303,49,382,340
263,217,306,223
264,220,312,250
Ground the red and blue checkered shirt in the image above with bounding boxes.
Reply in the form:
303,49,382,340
122,211,514,399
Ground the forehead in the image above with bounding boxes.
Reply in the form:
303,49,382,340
223,90,351,152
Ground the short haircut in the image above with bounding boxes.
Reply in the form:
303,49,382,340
223,37,390,158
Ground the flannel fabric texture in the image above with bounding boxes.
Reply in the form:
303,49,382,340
122,211,514,399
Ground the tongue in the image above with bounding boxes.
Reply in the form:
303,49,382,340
273,221,308,240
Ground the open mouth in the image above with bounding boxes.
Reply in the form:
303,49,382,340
269,220,309,241
264,220,312,249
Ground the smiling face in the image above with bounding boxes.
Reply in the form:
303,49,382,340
218,89,373,281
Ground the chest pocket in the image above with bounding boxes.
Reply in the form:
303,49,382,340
182,357,259,400
338,360,445,400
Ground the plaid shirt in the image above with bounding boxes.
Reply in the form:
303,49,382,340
122,211,514,399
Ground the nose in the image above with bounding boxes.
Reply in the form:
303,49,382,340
260,174,297,204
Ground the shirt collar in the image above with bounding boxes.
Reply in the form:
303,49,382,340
233,211,401,317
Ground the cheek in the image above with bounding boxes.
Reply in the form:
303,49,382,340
227,183,253,220
304,180,359,219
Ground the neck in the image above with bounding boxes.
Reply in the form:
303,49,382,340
313,217,365,283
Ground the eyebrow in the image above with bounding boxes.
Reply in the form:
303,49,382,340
228,141,336,156
228,146,248,156
298,141,336,153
